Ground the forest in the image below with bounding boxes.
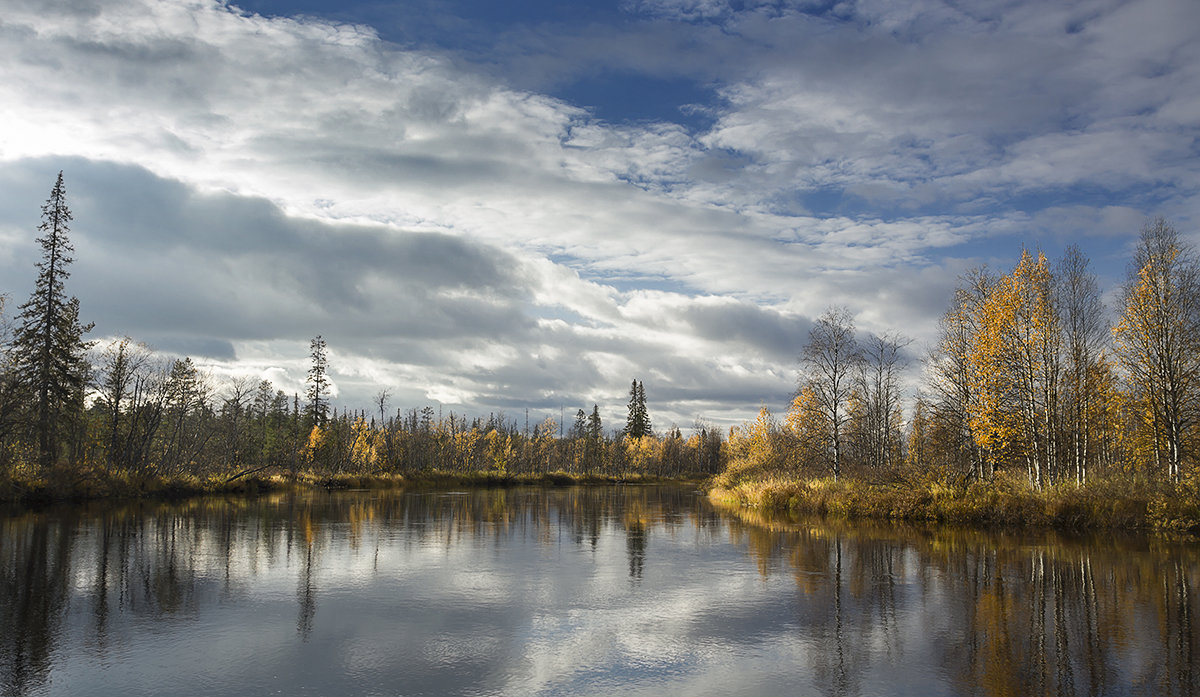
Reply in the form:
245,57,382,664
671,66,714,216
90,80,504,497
0,174,722,500
717,218,1200,530
1,173,1198,530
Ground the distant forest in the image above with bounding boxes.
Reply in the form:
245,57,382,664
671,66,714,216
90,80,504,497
0,173,721,488
2,172,1198,498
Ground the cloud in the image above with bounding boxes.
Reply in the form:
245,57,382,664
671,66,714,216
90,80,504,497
1,0,1195,425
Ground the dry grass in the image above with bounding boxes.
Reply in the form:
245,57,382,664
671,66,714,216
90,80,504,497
707,470,1200,534
0,466,698,505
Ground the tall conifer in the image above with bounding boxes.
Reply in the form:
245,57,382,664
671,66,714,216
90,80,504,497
12,172,93,469
625,379,652,438
306,335,330,426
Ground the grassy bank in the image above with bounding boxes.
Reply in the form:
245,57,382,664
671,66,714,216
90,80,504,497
706,472,1200,534
0,466,698,505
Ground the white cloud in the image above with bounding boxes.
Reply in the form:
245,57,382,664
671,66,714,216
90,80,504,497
0,0,1196,424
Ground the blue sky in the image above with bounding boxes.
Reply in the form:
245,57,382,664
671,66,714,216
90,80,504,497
0,0,1197,430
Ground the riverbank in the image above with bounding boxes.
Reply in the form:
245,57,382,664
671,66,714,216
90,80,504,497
1,467,700,506
706,472,1200,534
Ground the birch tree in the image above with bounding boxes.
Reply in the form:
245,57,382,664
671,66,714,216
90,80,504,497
799,307,861,480
1113,218,1200,483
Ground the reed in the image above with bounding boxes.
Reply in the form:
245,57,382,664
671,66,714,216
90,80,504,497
707,471,1200,533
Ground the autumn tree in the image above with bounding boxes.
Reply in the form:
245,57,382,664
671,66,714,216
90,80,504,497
783,385,831,474
1057,245,1107,483
725,407,784,480
967,250,1062,488
11,172,94,469
904,396,932,473
799,307,861,480
927,268,994,480
1113,218,1200,482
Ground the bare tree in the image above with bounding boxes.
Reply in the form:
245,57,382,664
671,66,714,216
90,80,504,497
856,332,911,470
800,307,862,480
221,376,255,469
95,337,154,471
1057,245,1106,483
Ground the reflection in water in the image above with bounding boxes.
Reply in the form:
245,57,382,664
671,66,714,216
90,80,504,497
728,505,1200,697
0,487,1197,697
626,522,646,581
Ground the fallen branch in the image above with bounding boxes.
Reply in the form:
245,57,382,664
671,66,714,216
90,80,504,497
226,464,275,483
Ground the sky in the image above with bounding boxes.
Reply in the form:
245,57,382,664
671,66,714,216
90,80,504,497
0,0,1197,432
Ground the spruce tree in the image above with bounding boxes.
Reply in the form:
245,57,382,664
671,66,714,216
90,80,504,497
306,335,329,426
12,172,93,469
572,409,587,439
637,381,651,436
625,379,652,438
588,405,602,440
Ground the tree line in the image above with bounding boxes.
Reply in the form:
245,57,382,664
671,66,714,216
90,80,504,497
4,172,1197,495
728,217,1199,493
0,173,723,487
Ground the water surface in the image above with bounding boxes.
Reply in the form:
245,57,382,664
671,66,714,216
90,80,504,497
2,485,1196,696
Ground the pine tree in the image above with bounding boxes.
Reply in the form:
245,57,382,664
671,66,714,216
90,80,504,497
11,172,93,469
306,335,330,426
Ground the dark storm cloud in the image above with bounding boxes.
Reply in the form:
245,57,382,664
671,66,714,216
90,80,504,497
0,158,532,357
679,301,811,361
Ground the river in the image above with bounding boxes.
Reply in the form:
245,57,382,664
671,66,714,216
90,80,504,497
1,485,1196,696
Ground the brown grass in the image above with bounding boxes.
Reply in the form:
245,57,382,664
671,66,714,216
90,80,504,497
706,471,1200,534
0,466,699,505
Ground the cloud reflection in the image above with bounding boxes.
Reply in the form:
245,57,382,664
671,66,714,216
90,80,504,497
1,487,1197,696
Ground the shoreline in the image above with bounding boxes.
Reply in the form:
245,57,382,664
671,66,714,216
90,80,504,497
704,473,1200,536
0,468,704,507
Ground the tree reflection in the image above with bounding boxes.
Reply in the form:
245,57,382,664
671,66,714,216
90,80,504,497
723,504,1200,697
0,490,1197,697
0,513,71,696
626,521,646,580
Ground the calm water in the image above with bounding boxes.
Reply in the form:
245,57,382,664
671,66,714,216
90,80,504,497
1,485,1196,697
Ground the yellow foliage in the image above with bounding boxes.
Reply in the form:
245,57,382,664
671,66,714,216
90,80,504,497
965,249,1060,481
624,435,659,472
904,398,930,472
723,407,785,482
484,429,512,473
1112,239,1199,479
302,425,325,466
348,418,383,472
784,388,826,444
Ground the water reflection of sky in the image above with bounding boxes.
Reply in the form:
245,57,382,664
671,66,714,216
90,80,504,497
2,487,1197,697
